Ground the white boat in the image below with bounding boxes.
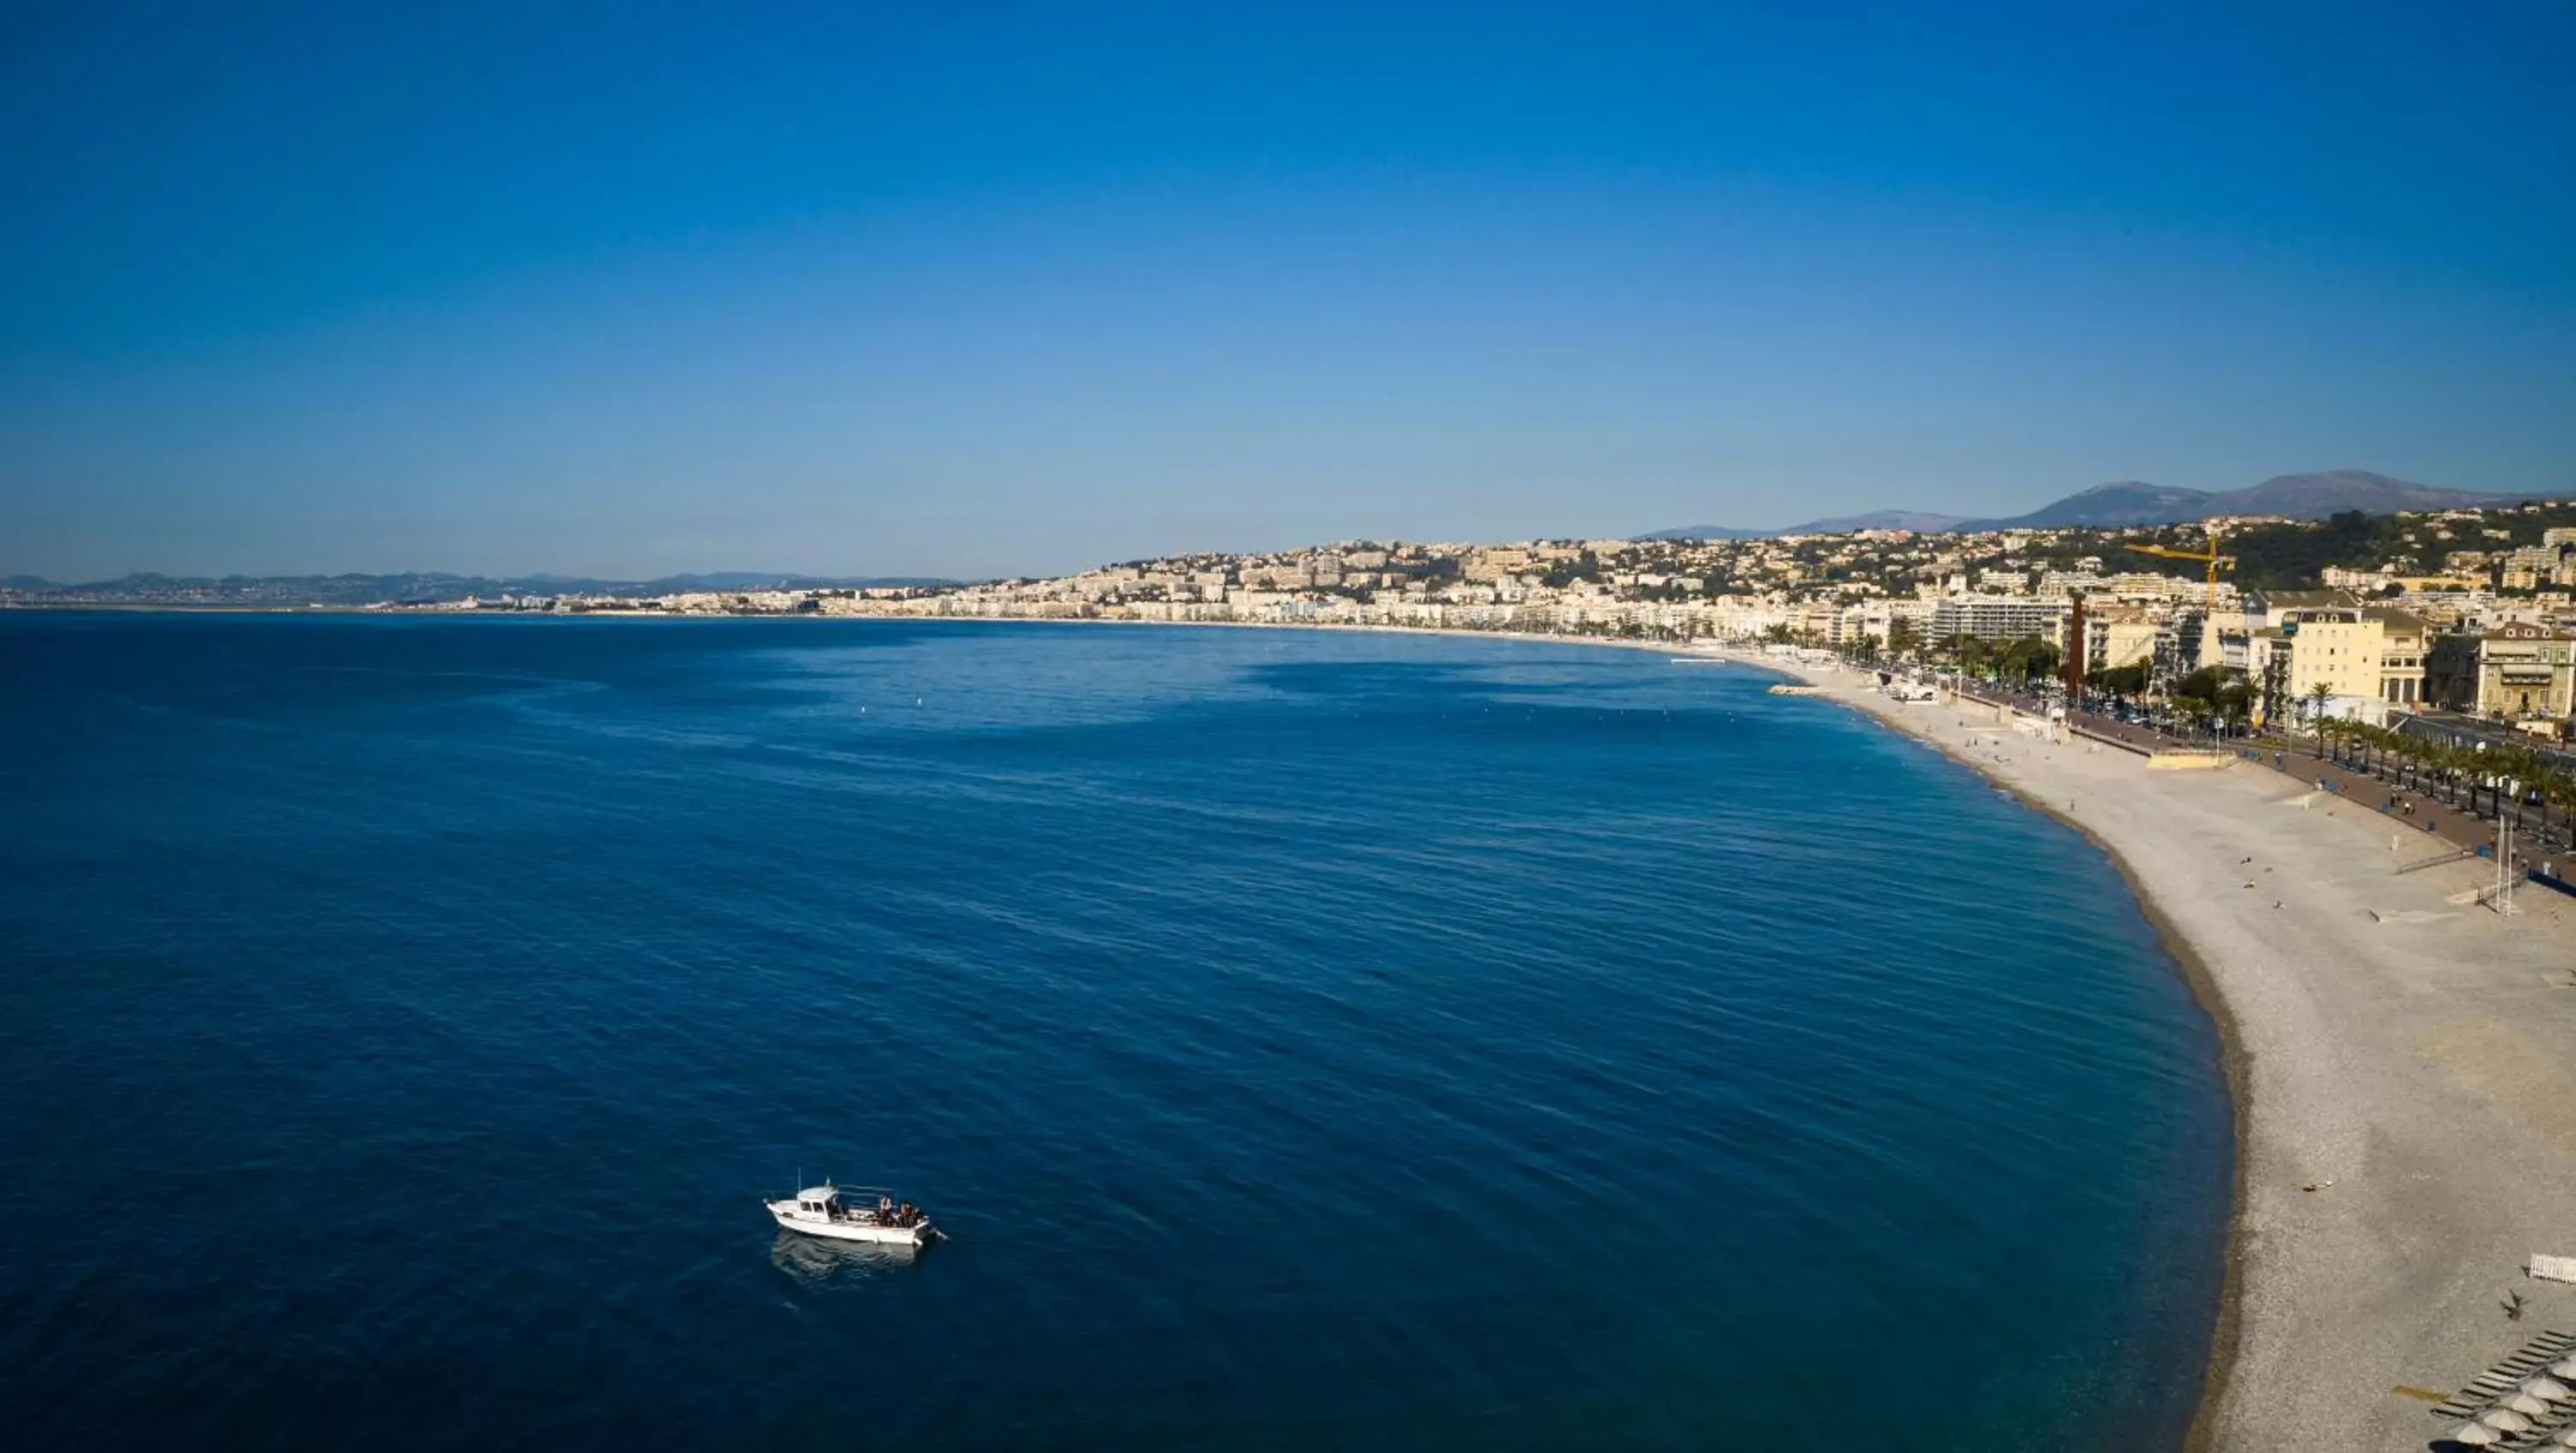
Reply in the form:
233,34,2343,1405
765,1182,940,1247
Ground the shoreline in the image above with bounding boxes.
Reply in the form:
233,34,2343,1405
1723,648,2256,1448
1686,641,2576,1451
1657,642,2254,1444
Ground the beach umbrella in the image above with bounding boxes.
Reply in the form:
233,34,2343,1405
2446,1421,2499,1445
2505,1393,2552,1417
2478,1406,2534,1434
2526,1376,2574,1401
2554,1357,2576,1378
2558,1428,2576,1449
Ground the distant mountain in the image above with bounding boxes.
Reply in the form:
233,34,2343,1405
1957,470,2572,531
1651,469,2573,540
6,571,955,605
2223,469,2518,517
1950,481,2217,531
1637,509,1966,541
1782,509,1968,535
1635,524,1764,541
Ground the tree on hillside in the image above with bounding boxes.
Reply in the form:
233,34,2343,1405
2227,510,2408,588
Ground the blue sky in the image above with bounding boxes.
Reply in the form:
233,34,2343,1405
4,0,2572,580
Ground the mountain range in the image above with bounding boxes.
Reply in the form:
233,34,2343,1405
0,571,951,603
1643,471,2571,540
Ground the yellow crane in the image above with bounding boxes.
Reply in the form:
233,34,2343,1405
2125,525,2231,592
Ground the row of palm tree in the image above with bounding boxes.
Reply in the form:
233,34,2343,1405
1813,625,2069,688
2312,714,2575,848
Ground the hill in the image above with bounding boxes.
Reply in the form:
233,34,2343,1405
2223,470,2528,517
1951,481,2215,530
1651,469,2571,539
1639,509,1967,541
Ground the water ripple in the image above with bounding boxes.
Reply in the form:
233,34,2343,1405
0,615,2228,1452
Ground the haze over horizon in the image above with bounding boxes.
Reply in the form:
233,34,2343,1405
7,2,2573,581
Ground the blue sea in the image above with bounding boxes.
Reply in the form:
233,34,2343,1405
0,614,2228,1450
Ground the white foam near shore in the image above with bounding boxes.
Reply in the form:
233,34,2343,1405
1692,644,2576,1451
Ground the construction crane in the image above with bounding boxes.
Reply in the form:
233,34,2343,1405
2125,526,2232,594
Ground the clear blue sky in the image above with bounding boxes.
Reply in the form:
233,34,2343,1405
5,1,2572,581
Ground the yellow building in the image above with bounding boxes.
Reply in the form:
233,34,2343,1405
2369,608,2428,707
2247,605,2428,721
2082,608,2161,672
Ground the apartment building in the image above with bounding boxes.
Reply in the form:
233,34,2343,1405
2081,607,2161,671
2371,609,2429,706
2243,604,2431,720
2427,625,2576,718
1925,594,2069,645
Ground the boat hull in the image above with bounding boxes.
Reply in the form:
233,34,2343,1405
767,1203,932,1247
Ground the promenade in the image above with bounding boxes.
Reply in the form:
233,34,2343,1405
1710,648,2576,1452
1992,696,2529,881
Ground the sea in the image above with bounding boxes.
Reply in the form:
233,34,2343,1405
0,613,2230,1450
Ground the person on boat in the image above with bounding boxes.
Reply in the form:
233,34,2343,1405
878,1195,894,1221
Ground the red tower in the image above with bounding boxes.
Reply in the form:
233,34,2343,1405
2064,593,2087,701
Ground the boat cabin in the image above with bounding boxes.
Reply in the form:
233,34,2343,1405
779,1183,925,1228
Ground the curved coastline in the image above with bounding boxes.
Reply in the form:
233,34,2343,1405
1722,648,2252,1448
1686,642,2576,1451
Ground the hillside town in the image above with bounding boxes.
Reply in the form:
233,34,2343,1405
17,499,2576,737
356,500,2576,737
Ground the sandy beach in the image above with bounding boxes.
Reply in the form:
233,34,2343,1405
1690,645,2576,1450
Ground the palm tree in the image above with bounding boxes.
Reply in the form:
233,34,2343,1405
2495,745,2539,838
2421,741,2455,806
2308,682,2336,755
2215,680,2254,739
2526,757,2562,846
2544,766,2576,852
2400,732,2433,793
2171,694,2212,741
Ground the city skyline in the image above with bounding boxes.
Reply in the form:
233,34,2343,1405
7,2,2573,581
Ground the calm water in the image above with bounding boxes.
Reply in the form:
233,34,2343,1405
0,614,2228,1450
